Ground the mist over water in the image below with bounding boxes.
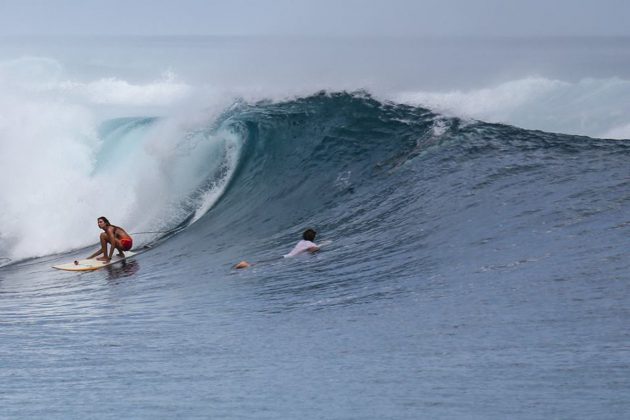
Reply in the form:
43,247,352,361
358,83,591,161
0,36,629,419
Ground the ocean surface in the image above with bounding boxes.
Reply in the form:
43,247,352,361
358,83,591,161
0,36,629,419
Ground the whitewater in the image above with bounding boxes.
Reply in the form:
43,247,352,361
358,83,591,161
0,36,629,419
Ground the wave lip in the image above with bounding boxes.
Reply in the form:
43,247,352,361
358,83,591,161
396,76,630,139
57,71,191,106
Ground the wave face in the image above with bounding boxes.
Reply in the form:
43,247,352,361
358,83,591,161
167,92,630,277
2,89,629,262
2,91,629,418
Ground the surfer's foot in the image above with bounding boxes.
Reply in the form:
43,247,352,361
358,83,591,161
96,256,108,261
117,253,124,257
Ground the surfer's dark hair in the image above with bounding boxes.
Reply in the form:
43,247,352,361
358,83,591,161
303,229,316,241
98,216,111,226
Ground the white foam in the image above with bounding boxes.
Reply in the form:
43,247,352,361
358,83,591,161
601,122,630,140
57,71,191,106
190,130,242,224
0,58,241,261
396,77,630,139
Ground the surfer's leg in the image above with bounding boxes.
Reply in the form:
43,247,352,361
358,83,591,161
96,232,109,260
114,240,125,257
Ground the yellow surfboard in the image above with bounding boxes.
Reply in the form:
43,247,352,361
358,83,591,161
53,251,136,272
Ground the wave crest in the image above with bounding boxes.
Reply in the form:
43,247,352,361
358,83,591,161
396,77,630,139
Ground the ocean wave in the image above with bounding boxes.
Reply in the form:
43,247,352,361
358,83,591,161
0,104,240,261
395,77,630,139
2,73,628,262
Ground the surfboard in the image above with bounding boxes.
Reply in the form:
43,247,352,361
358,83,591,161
52,251,136,272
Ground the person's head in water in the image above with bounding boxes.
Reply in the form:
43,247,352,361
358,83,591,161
97,216,111,230
303,229,317,242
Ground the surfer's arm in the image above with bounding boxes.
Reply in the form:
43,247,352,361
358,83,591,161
307,245,320,253
87,249,103,259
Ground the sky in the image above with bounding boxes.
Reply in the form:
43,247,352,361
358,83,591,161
0,0,629,38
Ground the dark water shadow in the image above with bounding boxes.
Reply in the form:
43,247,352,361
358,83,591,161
105,259,140,283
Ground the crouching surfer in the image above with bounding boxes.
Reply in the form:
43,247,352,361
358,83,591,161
233,228,320,269
86,216,133,262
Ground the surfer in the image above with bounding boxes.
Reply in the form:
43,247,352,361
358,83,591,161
283,228,320,257
87,216,133,261
233,228,320,269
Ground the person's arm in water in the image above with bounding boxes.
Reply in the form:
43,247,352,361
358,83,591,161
234,235,320,269
303,240,320,254
233,261,251,269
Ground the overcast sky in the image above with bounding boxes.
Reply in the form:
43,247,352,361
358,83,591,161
0,0,629,37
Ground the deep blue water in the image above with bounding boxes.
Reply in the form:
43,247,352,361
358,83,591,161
1,92,629,418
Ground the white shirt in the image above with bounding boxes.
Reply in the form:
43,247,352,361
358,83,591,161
284,240,319,258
